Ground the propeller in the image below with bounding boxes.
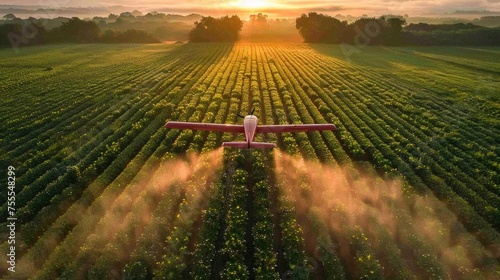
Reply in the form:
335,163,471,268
236,107,256,119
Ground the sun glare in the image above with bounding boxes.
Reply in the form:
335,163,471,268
236,0,269,9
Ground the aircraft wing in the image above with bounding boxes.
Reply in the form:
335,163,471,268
165,121,245,133
256,124,337,133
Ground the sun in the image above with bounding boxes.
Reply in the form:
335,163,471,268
235,0,269,9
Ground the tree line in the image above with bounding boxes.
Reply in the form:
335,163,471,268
188,15,243,42
92,11,196,41
1,15,243,47
2,12,499,47
295,12,500,46
403,22,500,46
0,17,159,48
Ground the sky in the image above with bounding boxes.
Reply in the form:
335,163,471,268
2,0,500,17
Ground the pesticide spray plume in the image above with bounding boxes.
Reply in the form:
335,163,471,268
12,148,225,278
74,147,225,266
273,150,499,279
41,148,222,274
150,147,224,194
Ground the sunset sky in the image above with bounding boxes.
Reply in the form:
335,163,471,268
3,0,500,17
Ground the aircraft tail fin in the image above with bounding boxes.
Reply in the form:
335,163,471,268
222,142,276,149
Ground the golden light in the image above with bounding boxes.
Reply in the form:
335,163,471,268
235,0,269,9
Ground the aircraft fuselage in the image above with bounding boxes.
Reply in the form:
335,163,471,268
244,115,257,147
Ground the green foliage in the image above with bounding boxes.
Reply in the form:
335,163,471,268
0,43,499,280
296,12,348,43
189,15,243,42
0,17,161,48
296,13,500,46
101,29,160,43
296,13,407,45
45,17,101,43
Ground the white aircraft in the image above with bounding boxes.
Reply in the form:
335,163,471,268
165,108,337,149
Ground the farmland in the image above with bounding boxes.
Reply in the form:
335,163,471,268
0,43,499,279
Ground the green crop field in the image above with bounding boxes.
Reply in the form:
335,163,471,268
0,43,499,279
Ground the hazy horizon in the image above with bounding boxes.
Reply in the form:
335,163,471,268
1,0,500,18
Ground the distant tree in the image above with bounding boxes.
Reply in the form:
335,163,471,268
403,24,500,46
100,29,117,42
98,19,107,27
115,17,124,24
119,12,135,19
3,13,17,20
143,11,166,21
131,10,143,17
100,28,160,43
295,12,348,43
108,13,118,20
348,17,382,43
384,17,407,44
46,17,100,43
250,13,268,25
405,22,480,32
296,13,407,45
0,21,46,47
144,11,166,20
188,15,243,42
346,17,406,45
387,17,406,33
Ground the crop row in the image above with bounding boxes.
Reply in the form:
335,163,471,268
26,44,235,279
0,44,234,278
262,44,500,248
0,46,187,208
1,43,498,278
